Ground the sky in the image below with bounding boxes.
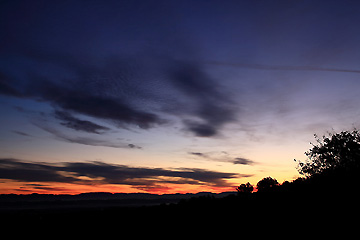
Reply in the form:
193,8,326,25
1,0,360,194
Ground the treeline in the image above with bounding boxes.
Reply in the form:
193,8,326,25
172,130,360,215
236,130,360,195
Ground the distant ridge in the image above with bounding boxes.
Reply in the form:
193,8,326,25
0,192,237,211
0,191,236,201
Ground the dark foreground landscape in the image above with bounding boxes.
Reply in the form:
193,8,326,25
1,131,360,228
1,178,358,227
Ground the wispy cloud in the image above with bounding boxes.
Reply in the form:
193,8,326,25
233,157,255,165
0,55,238,138
189,151,255,165
0,69,166,130
12,130,33,137
36,124,142,149
206,61,360,74
167,60,237,137
54,110,110,134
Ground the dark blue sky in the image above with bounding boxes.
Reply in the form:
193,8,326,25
1,0,360,194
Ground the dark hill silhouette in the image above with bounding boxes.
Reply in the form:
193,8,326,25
0,191,236,212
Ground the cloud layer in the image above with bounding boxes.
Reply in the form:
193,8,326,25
0,52,238,138
167,61,237,137
0,158,247,191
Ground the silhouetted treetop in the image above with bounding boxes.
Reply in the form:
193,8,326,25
236,182,253,193
296,130,360,177
256,177,279,192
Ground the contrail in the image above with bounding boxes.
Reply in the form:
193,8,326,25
205,61,360,74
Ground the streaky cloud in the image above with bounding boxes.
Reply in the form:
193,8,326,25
0,69,166,130
189,151,255,165
36,124,142,149
206,61,360,74
0,158,77,183
0,158,247,190
12,130,33,137
54,110,110,134
233,157,255,165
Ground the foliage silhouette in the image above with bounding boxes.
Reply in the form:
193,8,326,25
296,130,360,177
236,182,253,193
256,177,279,192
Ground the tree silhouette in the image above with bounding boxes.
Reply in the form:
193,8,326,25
256,177,279,192
295,130,360,177
236,182,253,193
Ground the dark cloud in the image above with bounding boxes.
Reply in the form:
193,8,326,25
54,110,110,134
233,158,255,165
0,158,77,183
0,68,166,130
0,55,237,138
168,61,237,137
63,161,238,187
36,124,142,149
185,122,217,137
189,151,255,166
31,78,165,129
0,158,244,190
27,185,72,192
0,1,239,139
127,144,142,149
0,2,238,139
189,152,208,157
12,130,32,137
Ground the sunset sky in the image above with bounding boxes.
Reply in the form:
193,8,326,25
1,0,360,194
